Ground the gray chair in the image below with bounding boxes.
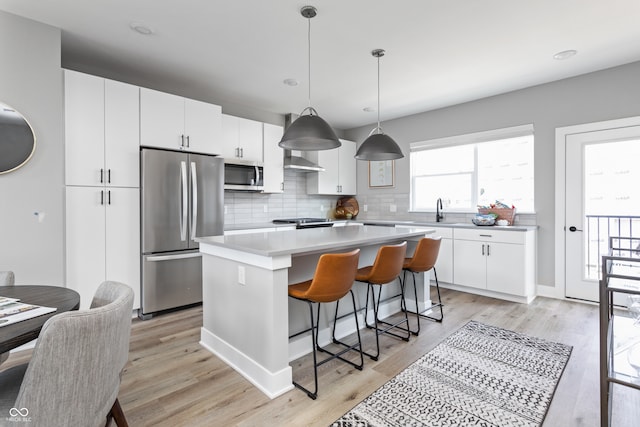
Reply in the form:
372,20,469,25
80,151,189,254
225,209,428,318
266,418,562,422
0,281,134,427
0,271,15,365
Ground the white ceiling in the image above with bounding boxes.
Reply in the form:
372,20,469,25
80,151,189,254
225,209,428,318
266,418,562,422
2,0,640,130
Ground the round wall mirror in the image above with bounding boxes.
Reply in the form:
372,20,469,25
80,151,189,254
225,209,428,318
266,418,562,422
0,102,36,174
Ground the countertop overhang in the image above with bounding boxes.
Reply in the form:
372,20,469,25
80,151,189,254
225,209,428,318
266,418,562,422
197,225,434,257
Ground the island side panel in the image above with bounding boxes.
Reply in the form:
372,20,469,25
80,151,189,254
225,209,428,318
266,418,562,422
199,247,293,398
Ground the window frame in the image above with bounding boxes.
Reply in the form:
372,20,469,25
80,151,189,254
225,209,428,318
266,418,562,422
409,124,535,213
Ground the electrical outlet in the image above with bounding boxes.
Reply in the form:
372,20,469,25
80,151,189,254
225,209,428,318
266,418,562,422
390,204,397,213
238,266,246,285
224,205,228,215
363,204,368,212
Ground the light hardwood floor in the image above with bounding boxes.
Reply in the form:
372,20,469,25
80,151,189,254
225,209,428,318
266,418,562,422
3,288,638,426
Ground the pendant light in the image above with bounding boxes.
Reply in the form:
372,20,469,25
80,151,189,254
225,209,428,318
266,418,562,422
278,5,341,151
355,49,404,161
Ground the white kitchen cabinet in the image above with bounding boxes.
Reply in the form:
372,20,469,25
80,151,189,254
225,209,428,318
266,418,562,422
452,228,535,298
432,227,453,284
140,87,222,154
306,139,357,195
262,123,284,193
66,186,140,310
64,70,139,187
221,114,263,162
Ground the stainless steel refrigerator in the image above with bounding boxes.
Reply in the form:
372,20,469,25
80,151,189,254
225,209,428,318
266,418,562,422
140,148,224,319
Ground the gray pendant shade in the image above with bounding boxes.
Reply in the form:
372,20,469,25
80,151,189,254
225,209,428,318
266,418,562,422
278,109,341,151
278,5,341,151
355,48,404,161
355,132,404,160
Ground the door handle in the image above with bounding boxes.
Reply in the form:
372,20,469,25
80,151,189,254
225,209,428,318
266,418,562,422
568,226,583,232
190,161,198,240
180,161,188,241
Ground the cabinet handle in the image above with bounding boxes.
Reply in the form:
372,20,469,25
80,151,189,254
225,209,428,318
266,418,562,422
107,190,111,205
479,234,492,238
181,134,185,147
280,182,284,191
100,190,104,206
100,168,104,184
235,147,239,157
186,135,190,148
487,244,490,256
482,244,485,256
107,169,111,184
240,147,244,158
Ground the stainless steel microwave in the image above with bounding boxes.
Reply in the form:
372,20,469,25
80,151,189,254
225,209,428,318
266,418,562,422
224,159,264,191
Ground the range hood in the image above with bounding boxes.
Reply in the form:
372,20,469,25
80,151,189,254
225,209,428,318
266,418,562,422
283,113,325,172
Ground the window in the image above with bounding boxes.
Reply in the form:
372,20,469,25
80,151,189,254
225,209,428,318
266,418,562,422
410,125,534,212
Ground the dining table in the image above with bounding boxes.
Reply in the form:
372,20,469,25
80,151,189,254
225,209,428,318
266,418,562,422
0,285,80,354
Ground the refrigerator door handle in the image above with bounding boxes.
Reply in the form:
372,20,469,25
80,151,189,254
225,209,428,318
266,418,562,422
190,161,198,240
146,252,202,262
180,161,188,241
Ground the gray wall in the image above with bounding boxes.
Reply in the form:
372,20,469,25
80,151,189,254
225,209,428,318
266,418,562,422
345,61,640,291
0,11,64,285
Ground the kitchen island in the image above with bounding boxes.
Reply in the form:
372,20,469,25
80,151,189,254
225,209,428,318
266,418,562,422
196,225,434,398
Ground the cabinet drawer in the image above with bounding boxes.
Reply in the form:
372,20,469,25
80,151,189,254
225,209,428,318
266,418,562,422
454,228,525,244
430,227,453,239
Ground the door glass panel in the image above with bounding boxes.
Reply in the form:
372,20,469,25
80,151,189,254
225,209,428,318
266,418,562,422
583,139,640,280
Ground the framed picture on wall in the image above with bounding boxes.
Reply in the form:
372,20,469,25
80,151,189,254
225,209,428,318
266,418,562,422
368,160,395,188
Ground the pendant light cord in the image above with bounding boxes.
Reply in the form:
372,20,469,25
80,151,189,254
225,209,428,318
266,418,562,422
307,15,312,109
376,53,381,131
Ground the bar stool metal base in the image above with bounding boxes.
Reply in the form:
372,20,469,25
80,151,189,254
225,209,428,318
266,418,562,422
402,267,444,336
289,290,364,400
361,278,411,361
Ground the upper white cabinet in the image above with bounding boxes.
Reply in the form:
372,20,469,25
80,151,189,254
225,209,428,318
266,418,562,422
65,70,139,187
306,139,357,195
140,87,221,154
262,123,284,193
452,228,535,299
221,114,263,162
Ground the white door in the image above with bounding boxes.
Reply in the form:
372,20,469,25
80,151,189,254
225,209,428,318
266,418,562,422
64,70,105,186
237,117,263,161
184,98,221,155
140,88,185,150
105,187,140,309
263,123,284,193
564,125,640,301
105,79,139,187
66,186,106,309
338,139,357,194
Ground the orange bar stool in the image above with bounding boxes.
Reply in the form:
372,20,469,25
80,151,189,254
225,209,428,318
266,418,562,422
357,241,408,361
288,249,362,400
402,237,444,336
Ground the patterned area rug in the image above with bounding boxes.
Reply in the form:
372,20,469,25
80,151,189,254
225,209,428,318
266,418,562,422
332,321,572,427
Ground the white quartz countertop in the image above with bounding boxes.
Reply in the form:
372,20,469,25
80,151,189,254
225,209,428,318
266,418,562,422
196,225,434,257
359,219,537,231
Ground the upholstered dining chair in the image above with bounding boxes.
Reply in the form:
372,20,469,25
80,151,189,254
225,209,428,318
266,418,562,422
0,280,134,427
0,270,16,365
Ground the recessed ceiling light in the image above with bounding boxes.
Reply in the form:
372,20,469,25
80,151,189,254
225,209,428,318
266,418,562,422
283,78,299,87
130,22,154,35
363,107,376,113
553,50,577,60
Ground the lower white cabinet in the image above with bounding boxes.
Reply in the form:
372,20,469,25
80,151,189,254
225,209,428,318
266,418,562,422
432,227,453,284
66,186,140,309
452,228,535,298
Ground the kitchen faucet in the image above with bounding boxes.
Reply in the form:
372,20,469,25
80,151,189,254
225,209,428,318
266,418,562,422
436,198,444,222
